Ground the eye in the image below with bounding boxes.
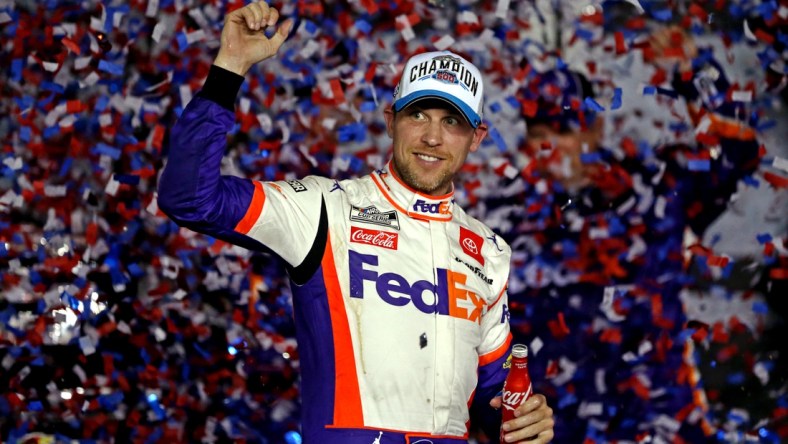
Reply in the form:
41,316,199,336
444,116,460,126
409,110,426,120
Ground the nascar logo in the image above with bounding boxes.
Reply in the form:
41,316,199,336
349,205,400,230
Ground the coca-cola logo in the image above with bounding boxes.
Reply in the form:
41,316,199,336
501,385,532,411
350,227,398,250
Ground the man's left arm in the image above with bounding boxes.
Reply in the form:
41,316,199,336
472,283,555,443
652,27,763,235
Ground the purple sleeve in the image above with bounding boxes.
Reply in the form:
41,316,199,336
470,349,511,437
158,66,268,251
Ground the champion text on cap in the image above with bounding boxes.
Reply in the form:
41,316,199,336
393,51,484,128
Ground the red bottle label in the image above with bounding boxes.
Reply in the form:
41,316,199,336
500,359,532,443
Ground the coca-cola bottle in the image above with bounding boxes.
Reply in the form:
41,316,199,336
500,344,532,443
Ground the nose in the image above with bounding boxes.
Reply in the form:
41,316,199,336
420,120,443,147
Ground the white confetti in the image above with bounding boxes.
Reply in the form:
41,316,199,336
42,61,59,72
396,15,415,41
239,97,251,114
772,156,788,173
654,195,667,219
79,336,96,355
578,402,603,418
112,11,124,28
105,175,120,197
186,29,206,45
179,84,193,107
743,19,758,41
146,0,159,17
152,22,165,42
600,286,626,322
731,90,752,102
433,34,456,51
457,11,479,24
257,113,273,133
495,0,511,19
299,39,321,59
44,185,68,197
74,55,92,70
530,336,543,356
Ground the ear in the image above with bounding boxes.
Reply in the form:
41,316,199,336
469,123,488,153
384,106,395,138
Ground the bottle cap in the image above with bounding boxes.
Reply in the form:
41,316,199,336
512,344,528,358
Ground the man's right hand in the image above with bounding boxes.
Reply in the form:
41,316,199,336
214,1,294,76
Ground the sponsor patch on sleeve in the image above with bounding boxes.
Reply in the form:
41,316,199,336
459,226,485,266
349,205,400,230
286,179,308,193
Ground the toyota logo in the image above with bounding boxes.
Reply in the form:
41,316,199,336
462,237,478,254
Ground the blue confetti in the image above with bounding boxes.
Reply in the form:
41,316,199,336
505,95,520,111
92,143,121,160
285,431,303,444
583,97,605,112
337,122,367,143
574,28,595,42
19,126,32,143
687,159,711,171
11,58,23,82
43,125,60,139
752,302,769,314
304,20,318,34
97,59,124,76
742,175,760,187
40,81,65,94
610,88,622,110
488,127,507,152
580,152,602,164
756,233,773,244
355,19,372,34
652,8,673,21
114,174,141,185
176,32,189,51
359,101,376,113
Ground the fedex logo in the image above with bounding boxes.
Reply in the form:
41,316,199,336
349,250,484,323
412,199,451,215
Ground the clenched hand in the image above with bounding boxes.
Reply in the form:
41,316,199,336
214,1,293,76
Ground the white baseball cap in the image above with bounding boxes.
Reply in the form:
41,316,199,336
392,51,484,128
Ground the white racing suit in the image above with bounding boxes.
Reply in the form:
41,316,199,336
158,65,514,444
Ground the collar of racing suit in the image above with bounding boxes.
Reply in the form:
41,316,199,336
369,161,455,222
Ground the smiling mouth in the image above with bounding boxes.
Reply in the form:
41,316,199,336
415,153,442,162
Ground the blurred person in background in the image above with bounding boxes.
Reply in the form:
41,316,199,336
490,25,762,443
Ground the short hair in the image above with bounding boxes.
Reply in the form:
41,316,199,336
520,68,596,133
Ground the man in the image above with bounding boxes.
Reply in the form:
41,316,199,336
490,30,760,442
158,2,554,443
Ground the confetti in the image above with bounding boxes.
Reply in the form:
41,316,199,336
0,1,783,443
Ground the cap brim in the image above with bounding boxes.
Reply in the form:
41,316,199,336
393,90,481,128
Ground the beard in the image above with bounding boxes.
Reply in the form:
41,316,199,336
391,155,455,195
